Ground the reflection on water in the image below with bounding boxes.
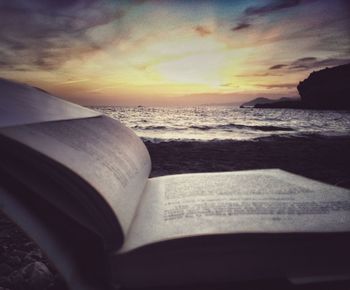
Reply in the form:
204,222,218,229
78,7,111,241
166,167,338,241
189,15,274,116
92,106,350,142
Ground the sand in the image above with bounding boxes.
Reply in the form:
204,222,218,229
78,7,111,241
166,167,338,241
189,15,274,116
1,135,350,289
146,135,350,189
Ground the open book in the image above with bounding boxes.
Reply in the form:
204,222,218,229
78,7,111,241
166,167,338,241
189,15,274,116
0,78,350,289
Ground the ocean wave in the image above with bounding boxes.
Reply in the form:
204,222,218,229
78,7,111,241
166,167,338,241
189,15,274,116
189,124,294,132
97,105,350,142
133,123,294,132
132,125,186,131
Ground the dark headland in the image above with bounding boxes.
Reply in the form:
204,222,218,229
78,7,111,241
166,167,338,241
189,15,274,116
242,63,350,110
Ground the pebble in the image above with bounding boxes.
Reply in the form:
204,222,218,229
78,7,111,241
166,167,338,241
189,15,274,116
0,212,66,290
0,264,12,276
7,256,21,266
21,262,54,289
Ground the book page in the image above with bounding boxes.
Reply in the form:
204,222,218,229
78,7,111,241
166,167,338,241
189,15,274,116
0,78,100,128
121,169,350,252
0,116,151,245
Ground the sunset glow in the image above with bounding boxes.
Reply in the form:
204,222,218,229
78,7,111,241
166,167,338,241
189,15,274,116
0,0,349,105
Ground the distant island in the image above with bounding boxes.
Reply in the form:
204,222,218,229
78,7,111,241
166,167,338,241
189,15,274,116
240,97,299,108
241,63,350,110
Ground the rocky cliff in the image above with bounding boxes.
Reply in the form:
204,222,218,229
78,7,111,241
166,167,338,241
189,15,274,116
297,63,350,110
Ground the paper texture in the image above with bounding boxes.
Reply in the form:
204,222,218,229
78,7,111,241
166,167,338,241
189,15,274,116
122,169,350,252
0,78,100,128
0,116,151,244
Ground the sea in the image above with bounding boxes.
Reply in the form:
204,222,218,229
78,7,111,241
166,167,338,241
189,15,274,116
92,106,350,142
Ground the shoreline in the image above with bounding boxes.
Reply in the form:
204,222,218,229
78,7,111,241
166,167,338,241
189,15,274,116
141,133,350,143
146,135,350,189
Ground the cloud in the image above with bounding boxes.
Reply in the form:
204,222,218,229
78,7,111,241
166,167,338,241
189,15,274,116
0,1,125,71
232,22,251,31
226,12,350,52
256,83,297,89
268,57,350,72
220,83,239,88
296,57,317,62
194,25,212,37
289,57,350,70
235,72,272,78
244,0,302,16
59,79,90,85
269,64,288,70
231,0,309,37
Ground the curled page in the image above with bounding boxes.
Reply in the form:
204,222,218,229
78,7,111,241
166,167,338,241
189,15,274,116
0,78,100,128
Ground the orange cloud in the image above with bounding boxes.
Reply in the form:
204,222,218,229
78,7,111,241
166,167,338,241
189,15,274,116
194,25,212,37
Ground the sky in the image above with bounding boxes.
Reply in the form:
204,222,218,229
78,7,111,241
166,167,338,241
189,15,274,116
0,0,349,105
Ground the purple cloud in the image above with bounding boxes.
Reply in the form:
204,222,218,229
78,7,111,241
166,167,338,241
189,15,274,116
0,0,125,70
232,22,251,31
269,64,289,70
245,0,302,16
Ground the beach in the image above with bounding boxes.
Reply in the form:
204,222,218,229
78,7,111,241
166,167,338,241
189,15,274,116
1,135,350,289
147,136,350,189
